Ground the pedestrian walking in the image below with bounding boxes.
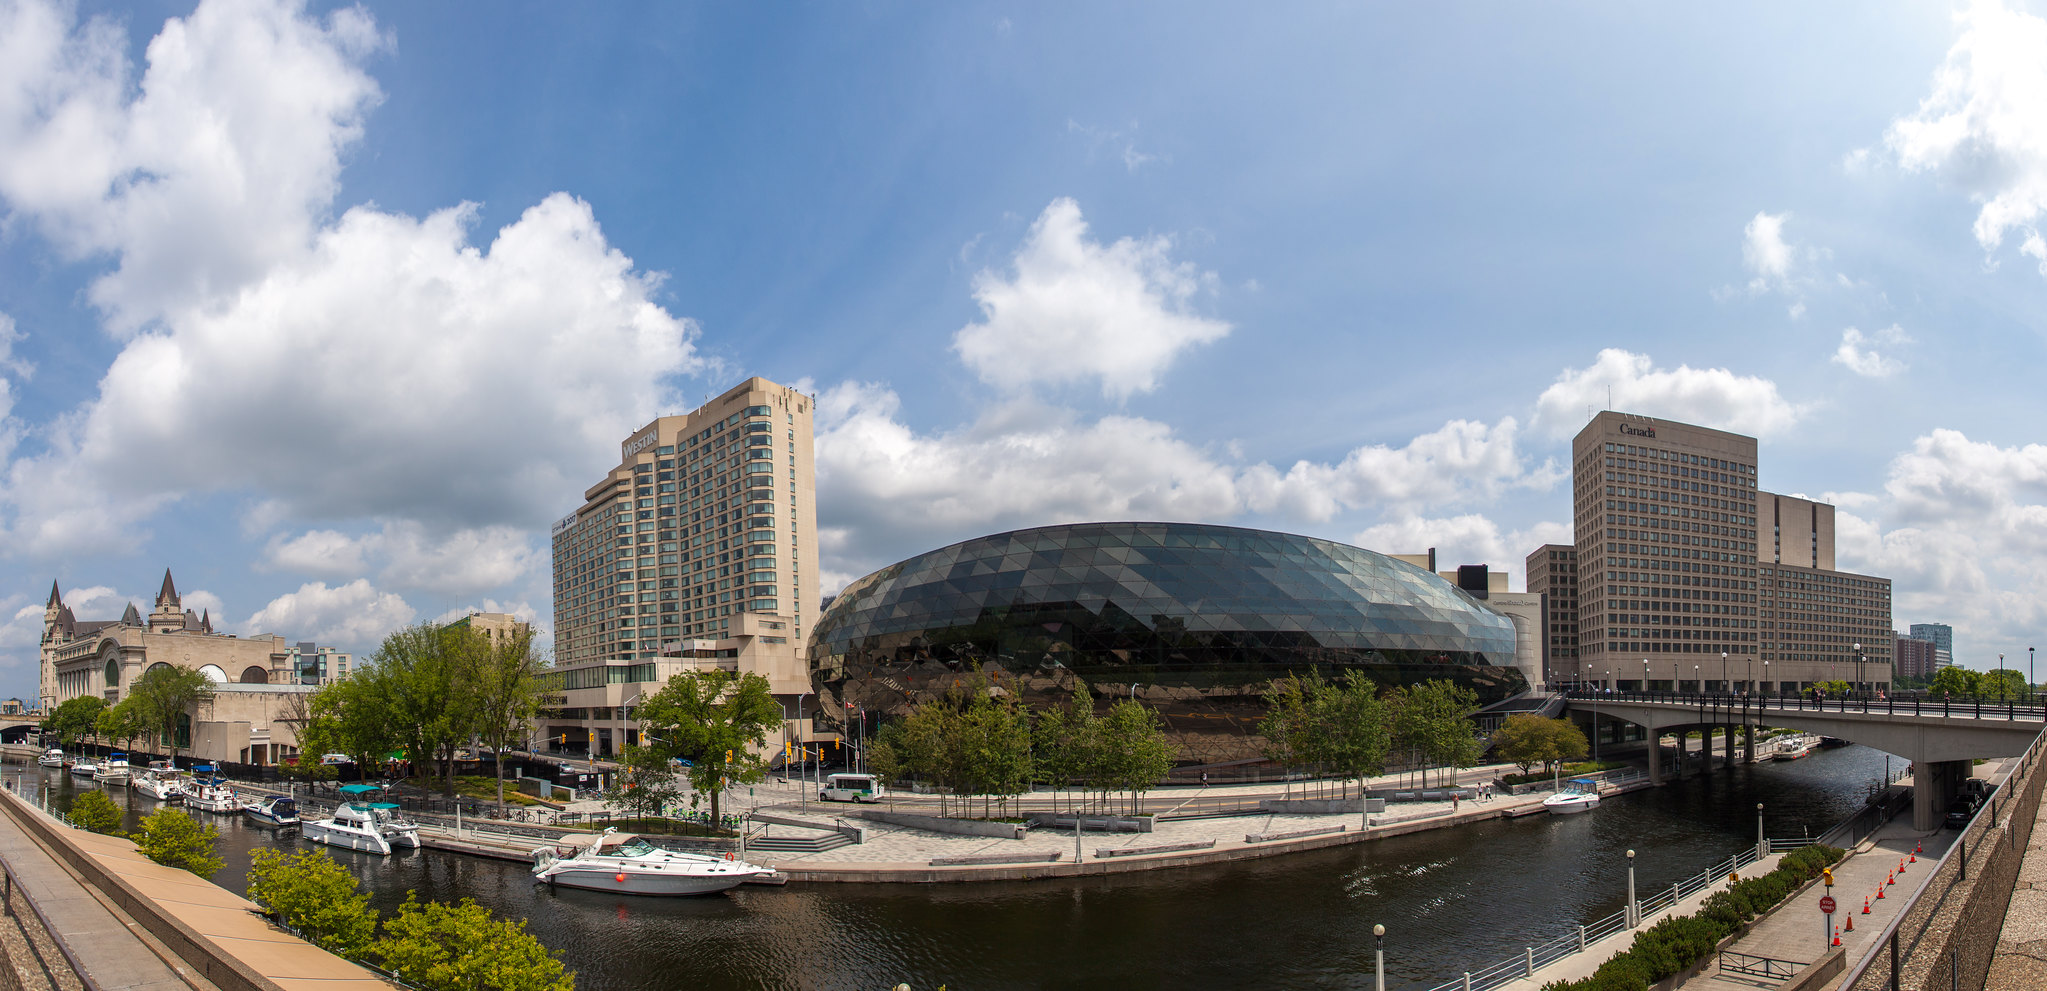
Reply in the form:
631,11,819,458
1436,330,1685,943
1201,771,1208,788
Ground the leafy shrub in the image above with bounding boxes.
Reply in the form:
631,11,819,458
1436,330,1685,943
68,790,123,834
377,895,573,991
247,848,379,958
133,807,223,877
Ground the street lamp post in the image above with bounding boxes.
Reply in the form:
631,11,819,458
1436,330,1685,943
1722,651,1729,695
1756,803,1765,860
1643,658,1650,693
1853,642,1862,698
1763,659,1771,698
2001,653,2007,704
1627,849,1639,928
2031,646,2037,706
1373,924,1386,991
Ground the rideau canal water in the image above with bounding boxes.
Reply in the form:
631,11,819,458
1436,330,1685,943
11,747,1900,991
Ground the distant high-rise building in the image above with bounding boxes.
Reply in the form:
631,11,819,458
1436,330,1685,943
1567,411,1892,692
1525,544,1579,683
1908,623,1954,670
1894,634,1939,680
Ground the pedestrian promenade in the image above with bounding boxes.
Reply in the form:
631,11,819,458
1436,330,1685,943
0,787,389,991
1988,775,2047,989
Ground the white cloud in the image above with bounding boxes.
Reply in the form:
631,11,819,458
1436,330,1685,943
953,198,1227,400
180,589,224,620
0,0,705,560
1531,349,1811,439
1831,325,1911,378
262,521,542,598
1883,0,2047,273
1834,429,2047,665
240,578,415,646
0,0,387,333
1350,515,1572,591
814,381,1557,581
0,313,26,463
1743,211,1795,290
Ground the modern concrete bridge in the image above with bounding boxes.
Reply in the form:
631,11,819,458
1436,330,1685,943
1562,690,2045,831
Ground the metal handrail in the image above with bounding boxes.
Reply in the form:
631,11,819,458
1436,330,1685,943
1721,950,1802,980
1561,688,2047,723
1832,720,2047,990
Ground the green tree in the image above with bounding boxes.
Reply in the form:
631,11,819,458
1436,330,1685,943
1491,714,1591,776
245,848,380,958
1097,698,1173,814
1930,665,1980,699
311,674,406,773
127,665,214,762
367,624,475,795
460,626,548,813
132,807,223,877
1983,668,2028,700
1811,679,1851,697
376,895,573,991
1315,672,1391,799
97,697,145,753
957,689,1034,818
68,790,123,834
1259,673,1319,793
45,696,108,749
1031,684,1098,812
1392,680,1482,789
633,670,783,825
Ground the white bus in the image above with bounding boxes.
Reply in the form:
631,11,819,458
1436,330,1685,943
819,773,884,803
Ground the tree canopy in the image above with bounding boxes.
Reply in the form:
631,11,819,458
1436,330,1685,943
45,695,107,747
1490,714,1589,776
631,669,783,824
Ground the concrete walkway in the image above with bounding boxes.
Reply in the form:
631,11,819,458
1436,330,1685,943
0,788,391,991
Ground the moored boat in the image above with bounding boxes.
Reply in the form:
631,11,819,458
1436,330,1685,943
1541,777,1602,815
36,748,64,768
132,762,185,803
184,766,240,814
1772,735,1818,761
300,784,420,855
69,758,99,778
243,795,300,827
93,752,132,785
531,829,773,896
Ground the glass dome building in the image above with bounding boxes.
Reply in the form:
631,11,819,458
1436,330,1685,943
810,523,1522,754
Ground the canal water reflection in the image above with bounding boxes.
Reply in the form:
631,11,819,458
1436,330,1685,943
15,745,1898,991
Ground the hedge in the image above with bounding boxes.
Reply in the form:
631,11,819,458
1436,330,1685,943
1541,844,1845,991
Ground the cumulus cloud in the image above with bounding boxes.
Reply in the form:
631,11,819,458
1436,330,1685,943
953,198,1229,400
0,1,703,559
1743,212,1795,290
1531,349,1811,439
1883,0,2047,273
0,313,26,463
1832,325,1911,378
0,0,387,333
814,381,1558,581
1834,429,2047,663
262,521,542,598
240,578,416,646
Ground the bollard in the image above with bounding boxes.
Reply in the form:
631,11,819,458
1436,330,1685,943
1526,947,1534,977
1463,972,1472,991
1578,925,1586,951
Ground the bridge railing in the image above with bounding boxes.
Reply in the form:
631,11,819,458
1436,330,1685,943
1563,688,2047,723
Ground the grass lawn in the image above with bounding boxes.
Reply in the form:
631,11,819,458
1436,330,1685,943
446,774,552,807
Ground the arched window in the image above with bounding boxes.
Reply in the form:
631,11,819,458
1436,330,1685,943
239,666,268,685
197,665,228,684
146,661,171,676
103,658,119,687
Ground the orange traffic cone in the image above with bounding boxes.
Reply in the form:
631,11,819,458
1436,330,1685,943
1832,925,1842,947
1845,914,1855,932
1909,848,1917,864
1887,870,1896,886
1862,896,1871,914
1898,857,1907,873
1876,884,1886,900
1915,841,1923,855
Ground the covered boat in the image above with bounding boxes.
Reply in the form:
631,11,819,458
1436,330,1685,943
243,794,301,827
531,830,772,896
1541,777,1602,815
37,748,64,768
300,784,420,855
184,766,240,814
93,752,131,786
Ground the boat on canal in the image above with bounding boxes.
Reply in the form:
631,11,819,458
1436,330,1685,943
243,794,301,827
93,752,132,786
1772,735,1818,761
531,829,774,896
69,757,98,778
1540,777,1601,815
36,748,64,768
184,766,240,813
300,784,420,855
132,762,185,803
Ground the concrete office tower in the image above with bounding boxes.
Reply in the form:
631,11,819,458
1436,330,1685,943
1895,634,1939,680
1909,622,1954,670
1568,411,1893,693
546,377,822,758
1525,544,1580,684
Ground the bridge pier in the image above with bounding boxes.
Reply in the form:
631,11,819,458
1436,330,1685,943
1646,740,1662,787
1743,721,1756,763
1913,758,1974,831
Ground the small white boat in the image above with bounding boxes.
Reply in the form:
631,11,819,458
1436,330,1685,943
132,762,184,803
1772,736,1818,761
300,785,419,855
37,748,64,768
1542,777,1602,815
531,829,774,896
69,758,99,778
183,767,240,814
93,753,131,786
243,795,300,827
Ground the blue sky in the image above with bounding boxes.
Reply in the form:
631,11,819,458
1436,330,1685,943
4,0,2046,697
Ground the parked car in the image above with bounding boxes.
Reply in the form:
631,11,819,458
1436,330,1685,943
319,753,352,765
1946,797,1977,829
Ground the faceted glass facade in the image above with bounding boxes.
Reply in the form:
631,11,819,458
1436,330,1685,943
811,523,1523,725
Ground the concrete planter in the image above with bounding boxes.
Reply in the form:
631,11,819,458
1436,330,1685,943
1259,798,1386,814
1026,813,1155,833
852,810,1026,840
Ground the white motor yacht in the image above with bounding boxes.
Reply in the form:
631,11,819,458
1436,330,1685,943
531,830,773,896
1541,777,1602,815
184,766,240,814
1772,735,1818,761
36,748,64,768
243,795,300,827
69,758,98,778
93,753,131,786
132,763,185,803
300,785,420,855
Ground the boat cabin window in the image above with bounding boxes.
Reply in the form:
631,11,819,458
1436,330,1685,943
612,838,657,857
